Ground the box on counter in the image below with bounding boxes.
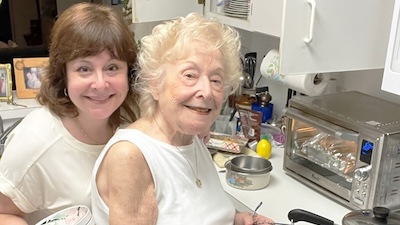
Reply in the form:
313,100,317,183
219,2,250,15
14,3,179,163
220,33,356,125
206,132,248,154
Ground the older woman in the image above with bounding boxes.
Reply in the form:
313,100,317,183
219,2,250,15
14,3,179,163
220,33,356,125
91,12,274,225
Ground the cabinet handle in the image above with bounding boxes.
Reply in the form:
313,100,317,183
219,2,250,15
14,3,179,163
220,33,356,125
304,0,316,43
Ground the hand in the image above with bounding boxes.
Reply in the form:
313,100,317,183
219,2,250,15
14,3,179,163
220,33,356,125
234,212,275,225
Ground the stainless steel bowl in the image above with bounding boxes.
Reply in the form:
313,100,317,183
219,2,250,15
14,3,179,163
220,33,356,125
230,155,272,174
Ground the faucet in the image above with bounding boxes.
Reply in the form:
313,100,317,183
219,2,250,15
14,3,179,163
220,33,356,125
0,118,23,158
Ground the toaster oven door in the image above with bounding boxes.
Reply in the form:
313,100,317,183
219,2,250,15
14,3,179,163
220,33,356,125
284,108,359,202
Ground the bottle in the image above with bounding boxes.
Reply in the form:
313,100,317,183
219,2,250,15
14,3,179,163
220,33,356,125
256,135,272,159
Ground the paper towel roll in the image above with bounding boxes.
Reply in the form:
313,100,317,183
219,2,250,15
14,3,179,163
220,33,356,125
260,49,330,96
281,73,329,96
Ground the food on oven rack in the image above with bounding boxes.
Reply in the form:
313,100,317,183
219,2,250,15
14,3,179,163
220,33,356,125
298,132,357,176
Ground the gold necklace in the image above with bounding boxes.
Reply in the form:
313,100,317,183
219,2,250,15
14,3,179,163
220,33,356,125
74,118,99,145
176,146,202,188
153,116,202,188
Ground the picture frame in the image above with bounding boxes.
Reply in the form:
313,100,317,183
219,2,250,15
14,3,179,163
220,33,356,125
0,63,13,103
13,57,48,99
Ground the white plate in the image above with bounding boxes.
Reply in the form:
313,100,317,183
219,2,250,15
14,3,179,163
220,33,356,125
35,205,94,225
226,2,249,7
224,9,249,15
225,5,249,11
227,1,248,5
229,0,249,3
224,11,248,18
224,7,249,12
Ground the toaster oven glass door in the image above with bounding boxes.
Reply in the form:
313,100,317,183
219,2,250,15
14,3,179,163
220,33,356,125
284,108,359,199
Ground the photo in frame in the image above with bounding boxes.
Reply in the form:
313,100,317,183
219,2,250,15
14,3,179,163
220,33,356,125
0,63,13,103
13,57,49,99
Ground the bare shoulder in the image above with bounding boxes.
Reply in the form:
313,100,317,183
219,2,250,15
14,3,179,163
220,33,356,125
103,141,145,168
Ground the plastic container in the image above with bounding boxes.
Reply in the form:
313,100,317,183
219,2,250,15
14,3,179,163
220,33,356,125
256,136,272,159
35,205,94,225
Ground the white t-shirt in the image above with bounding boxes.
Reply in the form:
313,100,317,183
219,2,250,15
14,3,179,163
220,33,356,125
0,107,104,224
91,129,236,225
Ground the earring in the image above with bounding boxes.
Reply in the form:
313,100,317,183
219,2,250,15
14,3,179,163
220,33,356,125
64,88,68,97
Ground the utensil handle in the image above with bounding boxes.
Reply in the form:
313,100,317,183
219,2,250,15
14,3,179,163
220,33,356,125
288,209,334,225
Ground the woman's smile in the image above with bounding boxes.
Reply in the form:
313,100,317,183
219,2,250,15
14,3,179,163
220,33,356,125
185,105,211,113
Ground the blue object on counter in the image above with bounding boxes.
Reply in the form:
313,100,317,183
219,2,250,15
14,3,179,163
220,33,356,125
251,102,273,123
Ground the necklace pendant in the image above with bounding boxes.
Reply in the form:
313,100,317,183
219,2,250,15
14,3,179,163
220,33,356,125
196,178,202,188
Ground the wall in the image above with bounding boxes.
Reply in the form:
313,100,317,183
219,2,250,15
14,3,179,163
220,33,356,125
8,0,38,46
56,0,105,14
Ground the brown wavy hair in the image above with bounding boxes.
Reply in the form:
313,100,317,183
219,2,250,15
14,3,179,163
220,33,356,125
37,2,139,128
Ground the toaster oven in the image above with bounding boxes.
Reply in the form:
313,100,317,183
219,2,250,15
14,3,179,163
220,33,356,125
283,91,400,210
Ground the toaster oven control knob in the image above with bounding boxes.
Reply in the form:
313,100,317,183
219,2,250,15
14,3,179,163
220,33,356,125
354,165,371,181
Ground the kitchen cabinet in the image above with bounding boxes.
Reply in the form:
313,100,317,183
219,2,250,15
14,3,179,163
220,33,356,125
131,0,395,75
131,0,203,23
279,0,395,75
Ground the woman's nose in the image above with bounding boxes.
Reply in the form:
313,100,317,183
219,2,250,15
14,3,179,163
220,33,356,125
91,72,109,90
197,76,212,100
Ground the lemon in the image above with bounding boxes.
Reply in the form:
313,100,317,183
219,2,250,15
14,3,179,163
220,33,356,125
256,138,272,159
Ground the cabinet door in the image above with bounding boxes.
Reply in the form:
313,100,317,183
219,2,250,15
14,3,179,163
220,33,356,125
279,0,395,75
132,0,203,23
250,0,282,37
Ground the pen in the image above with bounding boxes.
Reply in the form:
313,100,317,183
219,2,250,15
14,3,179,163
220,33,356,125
252,201,263,217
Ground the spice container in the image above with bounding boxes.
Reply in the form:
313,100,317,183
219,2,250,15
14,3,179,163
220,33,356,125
251,87,273,123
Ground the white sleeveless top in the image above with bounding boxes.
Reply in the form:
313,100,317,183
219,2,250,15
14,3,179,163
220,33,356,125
91,129,236,225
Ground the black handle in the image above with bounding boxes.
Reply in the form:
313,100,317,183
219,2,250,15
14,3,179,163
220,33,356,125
288,209,334,225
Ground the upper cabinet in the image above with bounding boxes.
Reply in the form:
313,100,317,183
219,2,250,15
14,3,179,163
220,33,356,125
279,0,395,75
131,0,203,23
131,0,395,75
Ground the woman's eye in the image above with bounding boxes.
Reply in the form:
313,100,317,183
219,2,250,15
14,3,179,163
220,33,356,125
211,78,222,84
184,73,196,79
107,65,118,72
77,66,90,73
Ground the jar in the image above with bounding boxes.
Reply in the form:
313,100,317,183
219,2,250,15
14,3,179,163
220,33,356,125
235,93,256,110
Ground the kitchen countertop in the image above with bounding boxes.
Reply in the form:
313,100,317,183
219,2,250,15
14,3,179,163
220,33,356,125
217,147,352,225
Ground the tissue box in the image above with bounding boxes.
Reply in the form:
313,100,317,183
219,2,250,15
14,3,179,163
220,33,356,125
206,132,248,154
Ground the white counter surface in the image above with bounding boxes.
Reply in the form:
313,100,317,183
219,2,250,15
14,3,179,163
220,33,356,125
217,147,352,225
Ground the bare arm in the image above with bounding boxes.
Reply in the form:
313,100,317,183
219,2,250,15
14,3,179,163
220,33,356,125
100,141,158,225
0,193,27,225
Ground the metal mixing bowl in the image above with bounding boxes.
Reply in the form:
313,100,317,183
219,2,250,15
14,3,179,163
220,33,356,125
230,155,272,174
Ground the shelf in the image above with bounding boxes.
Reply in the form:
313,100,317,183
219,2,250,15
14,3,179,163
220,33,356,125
0,91,40,120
